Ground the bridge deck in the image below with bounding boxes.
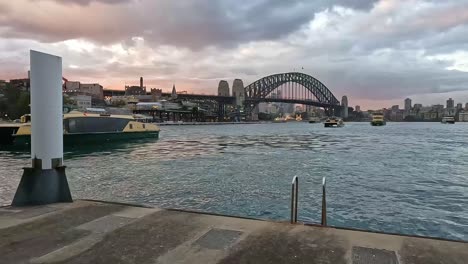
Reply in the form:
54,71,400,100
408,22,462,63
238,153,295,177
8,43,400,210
1,200,466,264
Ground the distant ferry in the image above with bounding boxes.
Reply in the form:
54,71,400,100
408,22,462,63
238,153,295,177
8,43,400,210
13,111,160,145
295,115,302,122
308,117,320,123
273,117,287,123
371,113,386,126
324,117,344,127
441,116,455,124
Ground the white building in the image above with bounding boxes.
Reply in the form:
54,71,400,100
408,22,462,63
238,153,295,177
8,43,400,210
459,111,468,122
72,95,92,110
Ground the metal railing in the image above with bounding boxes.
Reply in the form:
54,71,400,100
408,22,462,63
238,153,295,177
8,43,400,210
289,176,327,226
321,177,327,226
290,176,298,223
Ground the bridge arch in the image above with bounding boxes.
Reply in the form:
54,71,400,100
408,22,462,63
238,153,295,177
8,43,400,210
243,72,341,110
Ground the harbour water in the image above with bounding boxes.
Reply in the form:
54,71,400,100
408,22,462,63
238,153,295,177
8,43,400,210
1,122,467,241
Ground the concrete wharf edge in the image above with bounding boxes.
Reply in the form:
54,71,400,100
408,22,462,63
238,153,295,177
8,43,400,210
0,199,466,264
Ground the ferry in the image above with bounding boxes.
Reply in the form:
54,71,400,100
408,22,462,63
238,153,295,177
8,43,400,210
324,117,344,127
12,111,160,145
308,117,320,123
273,117,287,123
441,116,455,124
295,115,303,122
370,113,386,126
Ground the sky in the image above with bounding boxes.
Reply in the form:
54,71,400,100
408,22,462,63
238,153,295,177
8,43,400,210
1,0,468,110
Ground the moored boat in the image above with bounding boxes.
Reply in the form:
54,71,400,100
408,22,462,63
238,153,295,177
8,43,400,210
324,117,344,127
308,117,320,123
370,113,386,126
12,111,160,145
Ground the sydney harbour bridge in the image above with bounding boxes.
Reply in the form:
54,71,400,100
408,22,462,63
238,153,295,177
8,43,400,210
108,72,345,121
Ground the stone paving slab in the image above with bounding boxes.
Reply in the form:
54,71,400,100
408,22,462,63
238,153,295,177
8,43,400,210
0,200,466,264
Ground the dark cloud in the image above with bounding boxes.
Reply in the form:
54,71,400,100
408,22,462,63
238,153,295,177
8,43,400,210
1,0,468,107
0,0,379,49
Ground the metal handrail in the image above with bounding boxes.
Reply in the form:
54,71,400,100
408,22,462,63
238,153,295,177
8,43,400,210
321,177,327,226
291,176,298,223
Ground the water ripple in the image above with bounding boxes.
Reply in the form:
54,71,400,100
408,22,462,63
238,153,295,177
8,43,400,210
1,122,467,241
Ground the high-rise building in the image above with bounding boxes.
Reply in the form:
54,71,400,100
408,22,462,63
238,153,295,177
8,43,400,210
355,105,361,112
217,80,230,96
413,104,422,110
447,98,454,109
391,105,399,111
404,98,412,112
457,103,463,110
341,96,348,118
232,79,245,106
465,103,468,110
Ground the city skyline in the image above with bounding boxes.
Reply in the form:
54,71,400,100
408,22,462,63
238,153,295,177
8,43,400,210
1,0,468,110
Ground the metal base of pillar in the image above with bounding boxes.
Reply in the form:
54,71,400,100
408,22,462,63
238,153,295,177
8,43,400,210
11,166,73,206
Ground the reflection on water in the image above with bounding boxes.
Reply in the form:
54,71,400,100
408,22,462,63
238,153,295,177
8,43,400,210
1,122,468,241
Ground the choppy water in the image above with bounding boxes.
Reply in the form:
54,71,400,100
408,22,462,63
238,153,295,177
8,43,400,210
1,122,467,241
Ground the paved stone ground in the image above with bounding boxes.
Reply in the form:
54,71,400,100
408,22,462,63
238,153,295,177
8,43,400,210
0,200,466,264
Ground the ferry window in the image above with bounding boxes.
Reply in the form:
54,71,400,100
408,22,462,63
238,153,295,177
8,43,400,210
69,119,76,131
129,124,133,129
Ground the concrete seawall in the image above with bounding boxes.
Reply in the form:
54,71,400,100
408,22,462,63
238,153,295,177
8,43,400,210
1,200,466,263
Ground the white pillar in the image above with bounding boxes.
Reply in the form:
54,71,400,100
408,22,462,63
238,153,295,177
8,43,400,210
30,50,63,169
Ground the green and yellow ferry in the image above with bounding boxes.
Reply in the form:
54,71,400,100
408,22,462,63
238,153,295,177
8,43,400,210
13,111,160,145
370,113,386,126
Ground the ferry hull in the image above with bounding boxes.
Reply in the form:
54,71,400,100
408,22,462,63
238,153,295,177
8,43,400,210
13,131,159,146
371,121,386,126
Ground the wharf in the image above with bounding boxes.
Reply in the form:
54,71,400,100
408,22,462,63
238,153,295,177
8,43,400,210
0,200,466,264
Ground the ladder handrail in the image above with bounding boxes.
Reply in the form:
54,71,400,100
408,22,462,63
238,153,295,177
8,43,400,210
321,176,327,226
290,176,298,223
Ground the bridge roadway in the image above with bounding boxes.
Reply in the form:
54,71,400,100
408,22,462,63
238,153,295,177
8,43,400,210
1,200,466,263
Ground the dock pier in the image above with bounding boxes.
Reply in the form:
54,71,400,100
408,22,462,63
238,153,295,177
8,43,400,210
1,200,466,264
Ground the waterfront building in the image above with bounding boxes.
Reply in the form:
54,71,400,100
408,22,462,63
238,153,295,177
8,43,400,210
457,103,463,110
150,88,162,101
465,103,468,110
341,96,348,118
79,83,103,100
446,98,454,109
391,105,399,111
10,78,30,92
217,80,230,96
64,81,80,91
71,94,92,110
413,104,422,110
459,111,468,122
355,105,361,112
125,77,146,96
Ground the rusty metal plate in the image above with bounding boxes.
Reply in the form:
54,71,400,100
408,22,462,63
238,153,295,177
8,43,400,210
353,246,399,264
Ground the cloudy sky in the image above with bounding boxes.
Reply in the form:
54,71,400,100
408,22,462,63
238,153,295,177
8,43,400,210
1,0,468,109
